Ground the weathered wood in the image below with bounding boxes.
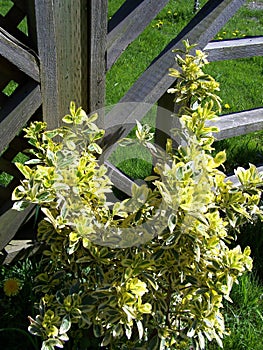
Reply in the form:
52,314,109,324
105,161,134,196
87,0,107,113
107,0,169,70
105,0,246,148
0,81,41,154
0,27,39,82
0,204,35,251
35,0,88,128
209,108,263,140
34,0,59,129
205,37,263,61
2,239,40,265
53,0,89,115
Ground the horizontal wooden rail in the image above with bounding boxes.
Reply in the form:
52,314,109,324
107,0,169,70
105,161,134,196
0,204,35,251
0,27,39,82
105,161,263,197
0,81,42,154
205,36,263,61
104,0,246,148
210,107,263,140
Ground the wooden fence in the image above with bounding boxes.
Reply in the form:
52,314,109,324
0,0,263,263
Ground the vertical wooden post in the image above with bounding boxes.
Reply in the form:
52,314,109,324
35,0,88,129
87,0,107,114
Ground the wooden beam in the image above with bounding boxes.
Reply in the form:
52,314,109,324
0,81,42,154
0,27,40,82
205,37,263,61
210,108,263,140
107,0,169,70
87,0,107,113
105,0,246,145
34,0,59,128
105,161,134,196
0,204,35,251
35,0,89,128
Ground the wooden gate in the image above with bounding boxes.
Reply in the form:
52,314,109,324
0,0,262,263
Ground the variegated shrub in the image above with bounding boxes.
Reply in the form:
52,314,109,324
12,41,263,350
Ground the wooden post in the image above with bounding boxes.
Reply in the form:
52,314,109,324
35,0,89,129
87,0,107,114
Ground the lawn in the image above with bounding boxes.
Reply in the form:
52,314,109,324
107,0,263,178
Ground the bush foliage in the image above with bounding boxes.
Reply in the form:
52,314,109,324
12,42,263,350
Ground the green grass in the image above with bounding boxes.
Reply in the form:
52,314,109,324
207,273,263,350
106,0,263,178
106,0,208,105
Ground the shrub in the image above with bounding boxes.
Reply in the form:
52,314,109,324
12,41,263,350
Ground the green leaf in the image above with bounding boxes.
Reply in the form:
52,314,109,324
136,320,144,339
41,339,64,350
63,114,74,124
168,213,177,233
12,200,30,211
101,332,111,347
59,315,71,334
15,163,32,179
148,334,160,350
88,143,102,154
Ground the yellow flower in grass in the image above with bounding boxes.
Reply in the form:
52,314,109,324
224,103,231,109
3,278,21,297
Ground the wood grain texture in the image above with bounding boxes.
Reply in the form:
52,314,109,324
0,204,35,251
205,36,263,61
105,161,134,196
0,81,41,154
107,0,169,70
34,0,59,128
209,108,263,140
53,0,88,115
0,27,40,82
88,0,107,113
35,0,88,128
